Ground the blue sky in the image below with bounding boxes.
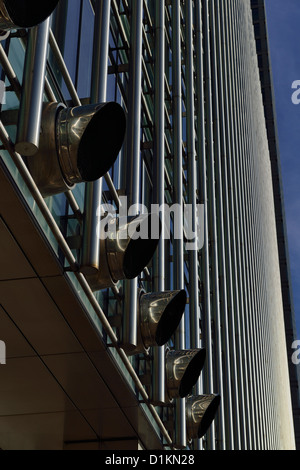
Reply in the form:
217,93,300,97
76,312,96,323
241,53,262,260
264,0,300,339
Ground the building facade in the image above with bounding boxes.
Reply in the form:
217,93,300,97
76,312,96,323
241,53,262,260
0,0,298,450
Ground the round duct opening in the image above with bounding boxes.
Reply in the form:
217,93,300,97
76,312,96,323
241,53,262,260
179,349,206,398
123,214,161,280
155,290,187,346
4,0,59,28
196,395,221,439
77,102,126,182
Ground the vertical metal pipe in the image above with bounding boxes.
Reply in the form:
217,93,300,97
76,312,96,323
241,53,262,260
185,0,202,450
81,0,111,275
91,0,111,104
122,0,143,348
152,0,166,405
172,0,186,449
172,0,184,348
125,0,143,209
16,18,50,157
185,0,200,355
195,0,216,449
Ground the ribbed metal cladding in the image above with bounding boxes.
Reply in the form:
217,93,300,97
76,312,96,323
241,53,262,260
181,0,294,449
2,0,296,450
251,0,300,449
